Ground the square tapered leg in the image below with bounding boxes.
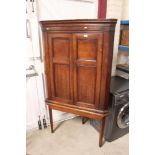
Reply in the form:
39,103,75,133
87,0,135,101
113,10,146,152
49,107,54,133
99,118,105,147
82,117,89,124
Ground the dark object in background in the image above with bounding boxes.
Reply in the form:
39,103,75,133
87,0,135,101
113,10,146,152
90,76,129,142
116,64,129,73
43,115,47,128
38,115,42,130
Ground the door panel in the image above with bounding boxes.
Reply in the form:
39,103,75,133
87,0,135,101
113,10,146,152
54,64,70,99
48,33,73,104
53,38,69,58
73,33,103,109
77,67,96,104
77,39,97,60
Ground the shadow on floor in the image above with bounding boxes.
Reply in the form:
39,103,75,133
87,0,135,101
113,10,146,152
53,121,65,132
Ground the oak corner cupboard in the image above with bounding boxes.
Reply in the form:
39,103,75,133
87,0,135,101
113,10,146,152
40,19,117,147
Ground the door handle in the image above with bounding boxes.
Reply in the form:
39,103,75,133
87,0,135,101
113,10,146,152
26,65,35,70
26,65,38,78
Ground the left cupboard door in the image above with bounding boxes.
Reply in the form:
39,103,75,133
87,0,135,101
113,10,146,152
45,33,73,104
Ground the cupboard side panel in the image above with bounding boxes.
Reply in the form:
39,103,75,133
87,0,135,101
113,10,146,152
43,32,52,99
99,31,115,110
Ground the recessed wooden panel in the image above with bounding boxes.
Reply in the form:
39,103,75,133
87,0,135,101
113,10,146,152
53,38,69,59
73,33,103,109
54,64,70,100
47,33,73,103
77,39,97,60
77,67,96,104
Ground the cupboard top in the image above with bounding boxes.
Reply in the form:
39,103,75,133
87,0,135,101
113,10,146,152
40,19,117,25
40,19,117,32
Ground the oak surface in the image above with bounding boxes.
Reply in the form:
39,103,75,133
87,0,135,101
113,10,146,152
40,19,117,147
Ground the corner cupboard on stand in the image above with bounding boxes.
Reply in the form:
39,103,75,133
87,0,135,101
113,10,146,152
40,19,117,147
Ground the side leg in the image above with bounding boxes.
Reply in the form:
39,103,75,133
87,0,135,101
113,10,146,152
48,107,54,133
99,118,105,147
82,117,89,124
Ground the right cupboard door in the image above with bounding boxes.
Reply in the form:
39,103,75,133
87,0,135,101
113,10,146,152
73,33,103,109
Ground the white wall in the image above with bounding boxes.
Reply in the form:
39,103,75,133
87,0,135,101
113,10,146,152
121,0,129,20
26,0,46,130
37,0,98,20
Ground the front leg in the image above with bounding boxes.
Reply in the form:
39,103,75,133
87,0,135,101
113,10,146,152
49,107,54,133
99,118,105,147
82,117,89,124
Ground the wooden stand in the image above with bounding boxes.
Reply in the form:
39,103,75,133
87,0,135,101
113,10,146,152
48,108,54,133
48,103,108,147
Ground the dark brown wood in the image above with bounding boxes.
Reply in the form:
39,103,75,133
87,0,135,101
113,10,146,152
43,32,52,99
72,33,103,109
46,99,108,114
48,108,54,133
40,19,117,24
48,102,109,120
99,118,105,147
99,31,115,110
40,19,117,147
47,33,73,103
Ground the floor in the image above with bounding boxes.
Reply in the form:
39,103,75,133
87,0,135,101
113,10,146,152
27,117,129,155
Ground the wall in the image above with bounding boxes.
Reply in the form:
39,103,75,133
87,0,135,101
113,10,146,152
37,0,98,20
26,0,47,130
121,0,129,20
106,0,129,75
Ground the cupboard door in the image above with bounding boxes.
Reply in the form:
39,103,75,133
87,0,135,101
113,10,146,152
73,33,103,109
47,33,73,104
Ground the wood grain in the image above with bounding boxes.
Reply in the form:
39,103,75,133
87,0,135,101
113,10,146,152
40,19,117,147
